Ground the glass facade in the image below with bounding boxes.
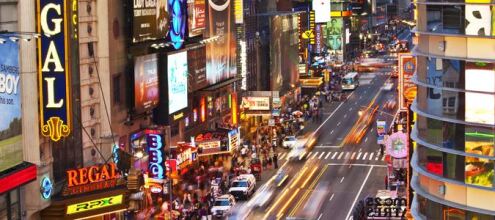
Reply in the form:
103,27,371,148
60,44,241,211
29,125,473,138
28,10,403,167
0,189,21,220
413,0,495,217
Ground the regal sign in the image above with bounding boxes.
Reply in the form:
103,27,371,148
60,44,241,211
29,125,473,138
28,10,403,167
37,0,72,141
63,163,121,196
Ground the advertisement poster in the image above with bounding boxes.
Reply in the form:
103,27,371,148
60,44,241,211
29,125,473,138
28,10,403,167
134,54,159,114
323,18,343,51
0,41,22,173
465,127,494,157
312,0,331,23
465,62,495,125
169,0,187,49
385,131,408,158
168,51,188,114
132,0,169,43
187,44,207,91
205,0,237,85
398,54,416,110
426,58,443,116
376,120,386,145
241,97,270,111
465,156,493,187
187,0,206,37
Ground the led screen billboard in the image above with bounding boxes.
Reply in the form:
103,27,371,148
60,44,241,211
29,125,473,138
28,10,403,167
168,51,188,114
465,62,495,125
169,0,187,49
323,18,343,51
188,0,206,37
187,44,208,91
205,0,237,85
0,41,22,173
134,54,159,114
132,0,169,43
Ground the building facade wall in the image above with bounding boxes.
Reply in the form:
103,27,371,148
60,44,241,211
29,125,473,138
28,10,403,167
411,1,495,219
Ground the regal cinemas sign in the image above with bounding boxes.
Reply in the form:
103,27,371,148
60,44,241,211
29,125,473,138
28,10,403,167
63,163,122,196
37,0,76,142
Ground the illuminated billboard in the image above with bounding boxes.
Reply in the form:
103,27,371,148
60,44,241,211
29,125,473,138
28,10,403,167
187,44,208,91
465,62,495,125
323,18,343,51
134,54,159,114
169,0,186,49
132,0,169,43
398,54,416,110
313,0,330,23
0,41,22,173
66,194,124,215
205,0,237,85
168,51,188,114
37,0,72,141
187,0,206,37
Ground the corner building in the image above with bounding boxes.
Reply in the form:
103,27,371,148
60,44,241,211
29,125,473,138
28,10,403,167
411,0,495,219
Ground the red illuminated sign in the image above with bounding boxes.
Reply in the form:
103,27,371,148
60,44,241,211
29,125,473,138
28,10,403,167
0,163,37,195
63,163,121,196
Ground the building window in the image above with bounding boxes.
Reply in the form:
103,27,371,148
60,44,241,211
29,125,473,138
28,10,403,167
0,189,21,220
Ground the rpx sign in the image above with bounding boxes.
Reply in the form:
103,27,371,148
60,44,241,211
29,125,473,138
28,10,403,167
66,194,123,215
37,0,72,141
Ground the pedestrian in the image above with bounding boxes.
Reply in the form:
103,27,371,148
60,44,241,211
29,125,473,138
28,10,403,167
380,144,385,156
273,153,278,169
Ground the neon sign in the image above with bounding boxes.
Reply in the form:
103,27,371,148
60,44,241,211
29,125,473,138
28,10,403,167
63,163,120,196
40,177,53,199
37,0,72,141
66,194,123,215
147,133,164,179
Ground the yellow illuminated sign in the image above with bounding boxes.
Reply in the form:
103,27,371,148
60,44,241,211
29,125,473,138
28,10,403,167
66,194,123,215
173,112,184,120
234,0,243,24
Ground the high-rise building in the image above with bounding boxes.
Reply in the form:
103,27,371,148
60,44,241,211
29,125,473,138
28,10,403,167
411,1,495,219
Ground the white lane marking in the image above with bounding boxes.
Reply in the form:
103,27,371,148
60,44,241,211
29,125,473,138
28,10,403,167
337,152,344,160
362,152,368,160
315,145,341,149
331,152,339,159
344,114,347,118
340,177,345,183
351,152,356,160
318,152,325,159
344,152,351,159
349,107,353,111
345,167,374,220
330,130,335,134
364,137,368,143
370,128,373,133
329,193,335,201
327,163,387,168
369,152,374,160
337,121,341,126
325,152,332,160
359,96,362,99
356,152,362,160
375,156,380,161
313,90,355,133
307,152,313,158
317,213,323,220
312,152,319,159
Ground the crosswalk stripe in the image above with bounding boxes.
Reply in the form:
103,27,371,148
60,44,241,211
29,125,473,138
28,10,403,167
325,152,332,160
344,152,351,160
381,155,386,161
356,152,362,160
375,156,379,161
337,152,344,160
307,152,313,158
279,153,286,160
318,152,325,159
312,152,319,159
351,152,356,160
362,152,368,160
332,152,339,159
369,152,374,160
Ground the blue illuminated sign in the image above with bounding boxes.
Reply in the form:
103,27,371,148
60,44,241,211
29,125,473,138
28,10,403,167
37,0,72,141
147,133,164,179
40,177,53,199
169,0,186,50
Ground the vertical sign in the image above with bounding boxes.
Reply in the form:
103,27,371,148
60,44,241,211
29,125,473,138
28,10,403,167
234,0,243,24
147,132,165,179
315,24,322,54
309,11,315,44
37,0,72,142
398,54,416,110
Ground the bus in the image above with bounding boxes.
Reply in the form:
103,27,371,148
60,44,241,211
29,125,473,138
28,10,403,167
342,72,359,90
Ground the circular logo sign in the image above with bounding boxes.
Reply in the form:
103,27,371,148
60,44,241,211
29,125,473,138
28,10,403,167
404,60,415,74
385,131,408,158
40,177,53,199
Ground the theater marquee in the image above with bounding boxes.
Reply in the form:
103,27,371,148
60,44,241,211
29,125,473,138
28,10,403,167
37,0,72,141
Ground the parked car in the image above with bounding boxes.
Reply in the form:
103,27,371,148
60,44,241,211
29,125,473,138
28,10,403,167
282,136,297,148
229,174,256,200
211,194,236,218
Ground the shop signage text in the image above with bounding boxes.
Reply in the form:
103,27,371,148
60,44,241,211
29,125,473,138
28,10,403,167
147,133,164,179
63,163,120,196
66,194,123,215
37,0,72,142
242,97,270,111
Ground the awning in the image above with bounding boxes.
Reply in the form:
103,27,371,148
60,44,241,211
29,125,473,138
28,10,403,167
300,77,324,88
0,162,37,194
